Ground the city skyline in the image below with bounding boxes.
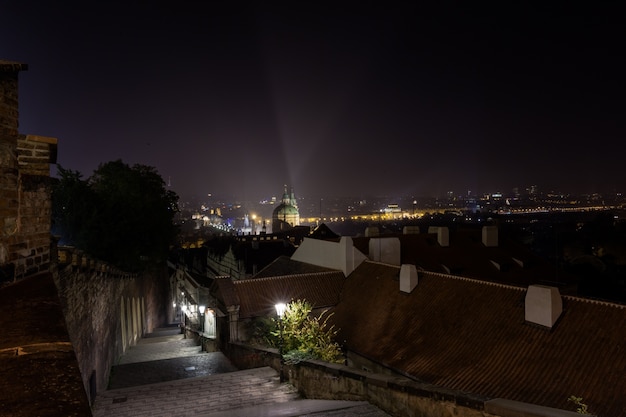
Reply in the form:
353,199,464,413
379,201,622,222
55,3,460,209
184,182,623,207
2,3,624,201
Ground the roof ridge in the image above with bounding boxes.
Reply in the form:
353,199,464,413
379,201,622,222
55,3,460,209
562,294,626,309
364,260,401,269
362,260,526,291
422,271,527,291
234,270,343,284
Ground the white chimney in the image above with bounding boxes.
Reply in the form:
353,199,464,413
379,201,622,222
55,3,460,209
400,264,418,293
369,237,401,265
403,225,420,235
482,225,498,247
365,226,380,237
525,285,563,328
427,226,449,247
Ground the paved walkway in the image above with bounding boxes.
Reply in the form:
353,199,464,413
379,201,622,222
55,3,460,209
93,327,390,417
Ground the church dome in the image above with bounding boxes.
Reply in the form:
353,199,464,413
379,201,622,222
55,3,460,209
274,204,299,216
272,185,300,233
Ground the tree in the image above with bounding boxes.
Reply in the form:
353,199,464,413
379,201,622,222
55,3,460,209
52,160,179,271
51,166,97,247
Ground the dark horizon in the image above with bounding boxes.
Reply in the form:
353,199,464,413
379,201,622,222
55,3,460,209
2,3,624,201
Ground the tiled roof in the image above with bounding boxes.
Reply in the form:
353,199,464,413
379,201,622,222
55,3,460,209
234,271,345,319
188,270,213,288
351,229,577,290
309,223,341,240
331,261,626,416
254,255,338,278
232,239,297,275
211,277,239,308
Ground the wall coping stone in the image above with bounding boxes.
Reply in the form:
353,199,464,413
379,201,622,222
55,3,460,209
23,134,57,145
485,398,592,417
0,60,28,72
228,342,586,417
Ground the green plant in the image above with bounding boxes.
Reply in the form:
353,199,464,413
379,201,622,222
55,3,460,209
271,299,343,364
283,349,314,365
246,317,277,347
52,161,179,271
568,395,591,415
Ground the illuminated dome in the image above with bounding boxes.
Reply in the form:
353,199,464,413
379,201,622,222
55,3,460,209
272,185,300,232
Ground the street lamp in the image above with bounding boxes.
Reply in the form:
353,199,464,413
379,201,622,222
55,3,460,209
199,305,206,333
275,302,287,382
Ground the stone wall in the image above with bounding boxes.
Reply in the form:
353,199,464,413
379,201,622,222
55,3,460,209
1,60,57,283
225,342,584,417
1,59,172,409
54,247,170,403
0,61,24,137
206,245,244,279
226,342,488,417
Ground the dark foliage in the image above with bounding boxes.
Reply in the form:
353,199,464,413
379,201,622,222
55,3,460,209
52,160,179,271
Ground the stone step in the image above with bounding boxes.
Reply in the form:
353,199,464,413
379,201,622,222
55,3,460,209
94,366,300,417
144,326,182,338
117,345,202,365
109,350,239,389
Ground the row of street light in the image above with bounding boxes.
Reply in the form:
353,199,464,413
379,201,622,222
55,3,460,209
176,291,207,332
174,296,287,380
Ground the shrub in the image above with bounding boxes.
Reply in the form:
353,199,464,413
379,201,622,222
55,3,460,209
568,395,591,415
271,299,343,364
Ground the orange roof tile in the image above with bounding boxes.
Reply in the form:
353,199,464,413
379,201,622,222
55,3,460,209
211,277,239,308
352,229,577,290
234,271,345,318
332,261,626,416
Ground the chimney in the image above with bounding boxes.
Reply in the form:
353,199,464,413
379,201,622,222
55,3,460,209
365,226,379,237
525,285,563,328
400,264,418,293
427,226,449,247
403,225,420,235
482,225,498,247
369,237,401,265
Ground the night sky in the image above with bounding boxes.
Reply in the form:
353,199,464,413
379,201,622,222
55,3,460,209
2,2,624,200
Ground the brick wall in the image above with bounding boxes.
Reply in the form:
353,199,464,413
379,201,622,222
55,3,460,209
1,61,57,283
0,61,24,137
0,61,22,281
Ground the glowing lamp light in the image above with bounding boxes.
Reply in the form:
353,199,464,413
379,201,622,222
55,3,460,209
199,305,206,314
275,303,287,318
181,304,187,313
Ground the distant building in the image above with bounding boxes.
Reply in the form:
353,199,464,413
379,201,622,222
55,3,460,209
206,224,626,416
272,185,299,232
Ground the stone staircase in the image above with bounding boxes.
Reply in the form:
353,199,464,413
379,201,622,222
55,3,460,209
94,366,300,416
93,326,388,417
116,329,202,365
93,326,299,416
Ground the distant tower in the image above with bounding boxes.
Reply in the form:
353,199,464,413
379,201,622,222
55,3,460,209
272,184,300,232
241,214,252,235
